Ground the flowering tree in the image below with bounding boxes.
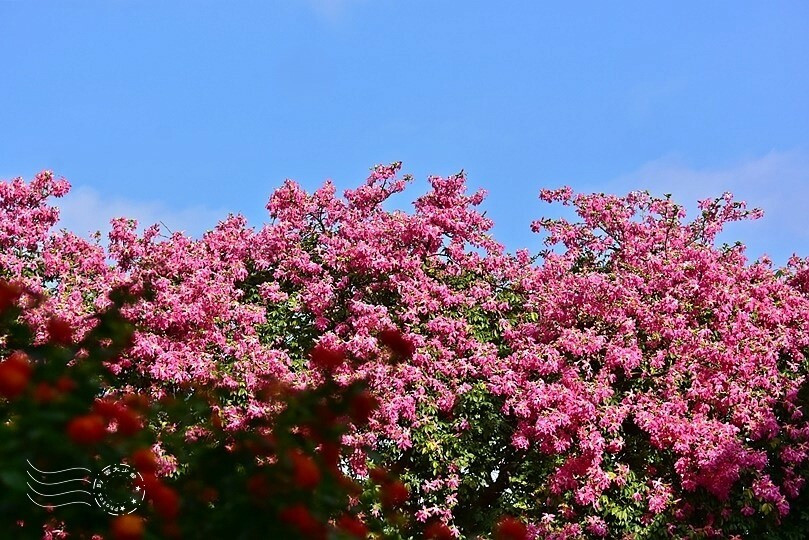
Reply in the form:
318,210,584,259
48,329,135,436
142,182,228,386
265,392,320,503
1,165,809,538
0,279,407,539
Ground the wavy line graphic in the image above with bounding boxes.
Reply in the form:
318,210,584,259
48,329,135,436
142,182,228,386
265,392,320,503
27,471,91,486
26,460,94,509
26,461,92,475
27,494,93,508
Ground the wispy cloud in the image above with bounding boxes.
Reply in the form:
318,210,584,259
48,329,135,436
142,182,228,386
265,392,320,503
55,185,227,241
599,148,809,265
304,0,366,21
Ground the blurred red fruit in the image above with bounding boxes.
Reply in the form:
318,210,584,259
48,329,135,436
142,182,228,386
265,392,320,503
33,382,57,403
67,414,106,445
0,351,32,399
381,480,409,508
46,316,73,345
349,391,379,425
309,344,346,372
136,472,161,494
131,448,159,473
2,368,30,401
494,516,528,540
318,442,341,471
123,393,149,410
151,485,180,519
0,280,23,312
110,514,144,540
94,398,124,418
337,514,369,538
115,407,143,436
257,379,294,401
55,375,76,393
290,450,321,489
6,351,32,373
424,521,454,540
368,467,388,484
377,329,415,360
337,472,363,496
279,504,324,538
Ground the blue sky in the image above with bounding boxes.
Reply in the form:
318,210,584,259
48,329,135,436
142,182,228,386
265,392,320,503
1,1,807,265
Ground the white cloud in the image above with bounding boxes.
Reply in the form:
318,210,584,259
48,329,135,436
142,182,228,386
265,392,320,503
55,185,227,241
599,148,809,265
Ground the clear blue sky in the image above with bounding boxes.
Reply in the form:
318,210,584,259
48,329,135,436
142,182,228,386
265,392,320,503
1,1,808,264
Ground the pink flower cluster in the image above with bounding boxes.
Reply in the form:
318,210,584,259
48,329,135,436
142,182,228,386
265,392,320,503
2,165,809,537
